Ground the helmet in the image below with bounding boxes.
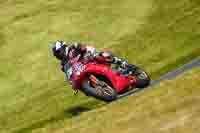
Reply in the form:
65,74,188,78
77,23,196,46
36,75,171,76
52,41,69,60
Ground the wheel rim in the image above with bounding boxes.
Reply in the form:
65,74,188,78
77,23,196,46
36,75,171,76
93,81,115,97
137,70,148,80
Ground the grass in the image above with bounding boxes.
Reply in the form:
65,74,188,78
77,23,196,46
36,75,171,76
31,67,200,133
0,0,199,132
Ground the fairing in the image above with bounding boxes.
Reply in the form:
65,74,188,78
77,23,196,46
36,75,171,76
78,63,131,92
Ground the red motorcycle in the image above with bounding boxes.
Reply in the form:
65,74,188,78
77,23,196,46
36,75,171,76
66,56,150,102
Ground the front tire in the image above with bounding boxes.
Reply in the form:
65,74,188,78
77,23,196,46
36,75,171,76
81,76,117,102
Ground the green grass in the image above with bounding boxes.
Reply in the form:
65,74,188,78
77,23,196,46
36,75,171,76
31,68,200,133
0,0,199,132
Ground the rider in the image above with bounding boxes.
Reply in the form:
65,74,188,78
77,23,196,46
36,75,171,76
51,40,128,85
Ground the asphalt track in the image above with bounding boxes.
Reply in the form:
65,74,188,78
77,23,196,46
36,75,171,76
117,57,200,99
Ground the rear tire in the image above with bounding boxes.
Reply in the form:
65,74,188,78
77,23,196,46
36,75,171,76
81,76,117,102
129,65,150,88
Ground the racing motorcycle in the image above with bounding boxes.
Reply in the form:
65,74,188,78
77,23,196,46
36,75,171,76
64,53,150,102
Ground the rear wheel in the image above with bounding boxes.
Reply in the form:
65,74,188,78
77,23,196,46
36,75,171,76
81,75,117,102
129,65,150,88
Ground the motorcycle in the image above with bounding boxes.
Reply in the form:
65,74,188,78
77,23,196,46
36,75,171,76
64,54,150,102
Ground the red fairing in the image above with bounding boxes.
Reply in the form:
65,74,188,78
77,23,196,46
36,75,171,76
79,63,131,92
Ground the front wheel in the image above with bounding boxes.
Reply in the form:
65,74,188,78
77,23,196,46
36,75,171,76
81,75,117,102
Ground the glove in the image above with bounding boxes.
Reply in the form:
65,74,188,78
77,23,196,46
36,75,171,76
113,57,122,64
121,60,128,68
113,57,128,66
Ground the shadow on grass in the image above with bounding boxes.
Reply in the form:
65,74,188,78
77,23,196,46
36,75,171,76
14,100,104,133
64,106,91,117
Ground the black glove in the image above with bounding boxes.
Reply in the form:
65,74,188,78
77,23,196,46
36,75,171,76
113,57,128,68
121,60,129,68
